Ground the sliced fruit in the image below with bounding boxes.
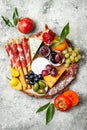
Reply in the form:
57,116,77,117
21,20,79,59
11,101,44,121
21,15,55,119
42,25,55,45
10,67,19,77
53,38,67,51
54,95,72,111
63,90,79,106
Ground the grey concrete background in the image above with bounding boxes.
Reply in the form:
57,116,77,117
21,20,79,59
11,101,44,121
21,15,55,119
0,0,87,130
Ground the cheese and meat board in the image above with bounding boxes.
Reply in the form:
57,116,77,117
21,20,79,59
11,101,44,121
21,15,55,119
5,24,81,99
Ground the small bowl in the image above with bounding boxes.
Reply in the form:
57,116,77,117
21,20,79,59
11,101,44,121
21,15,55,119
32,82,48,96
39,45,50,57
49,51,65,66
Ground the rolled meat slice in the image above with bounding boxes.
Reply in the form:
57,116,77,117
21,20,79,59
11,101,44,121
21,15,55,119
5,43,16,67
48,63,78,96
21,36,31,71
10,39,28,90
16,39,31,89
16,39,27,72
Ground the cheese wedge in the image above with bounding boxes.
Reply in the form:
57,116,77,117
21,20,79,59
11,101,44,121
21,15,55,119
43,68,66,88
29,36,42,60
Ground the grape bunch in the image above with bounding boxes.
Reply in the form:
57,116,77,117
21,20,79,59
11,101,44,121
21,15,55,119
24,70,43,85
62,47,81,67
41,64,58,77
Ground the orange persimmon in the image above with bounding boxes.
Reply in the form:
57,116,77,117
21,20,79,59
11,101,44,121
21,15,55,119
53,39,67,51
63,90,79,106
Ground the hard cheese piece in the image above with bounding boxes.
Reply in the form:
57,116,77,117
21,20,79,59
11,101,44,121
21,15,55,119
29,37,42,60
43,68,66,88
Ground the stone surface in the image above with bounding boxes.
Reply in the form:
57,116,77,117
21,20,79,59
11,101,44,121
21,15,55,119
0,0,87,130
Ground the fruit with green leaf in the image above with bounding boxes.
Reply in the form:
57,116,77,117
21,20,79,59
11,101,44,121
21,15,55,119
52,23,70,51
2,8,34,34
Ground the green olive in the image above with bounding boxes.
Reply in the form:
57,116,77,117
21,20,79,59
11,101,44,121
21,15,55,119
37,88,46,94
33,83,39,92
38,80,46,89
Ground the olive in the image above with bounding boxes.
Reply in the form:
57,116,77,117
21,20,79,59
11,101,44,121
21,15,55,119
38,80,46,88
28,80,35,85
33,83,39,92
28,70,34,75
37,88,46,94
38,74,43,80
24,74,29,79
34,77,39,82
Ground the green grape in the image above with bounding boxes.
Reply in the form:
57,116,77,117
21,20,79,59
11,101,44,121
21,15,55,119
78,54,81,60
65,53,70,58
70,56,75,63
65,59,71,64
62,49,68,55
64,63,70,68
74,48,79,53
68,47,72,52
69,51,72,56
75,57,79,62
72,52,77,57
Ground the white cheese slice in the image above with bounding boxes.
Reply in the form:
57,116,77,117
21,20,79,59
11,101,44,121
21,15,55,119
29,37,42,60
31,57,50,74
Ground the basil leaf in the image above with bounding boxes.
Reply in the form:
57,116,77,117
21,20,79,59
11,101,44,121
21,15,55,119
46,103,55,125
36,102,50,113
60,22,70,42
13,8,19,26
1,16,14,27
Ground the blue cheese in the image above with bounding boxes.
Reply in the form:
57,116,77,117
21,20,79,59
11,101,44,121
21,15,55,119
29,37,42,60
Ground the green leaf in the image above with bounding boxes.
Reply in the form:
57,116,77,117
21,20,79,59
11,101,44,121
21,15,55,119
36,102,50,113
13,8,19,26
1,16,14,27
51,41,61,48
46,103,55,125
60,22,70,42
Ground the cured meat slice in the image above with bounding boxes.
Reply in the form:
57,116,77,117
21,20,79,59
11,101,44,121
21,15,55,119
47,63,78,96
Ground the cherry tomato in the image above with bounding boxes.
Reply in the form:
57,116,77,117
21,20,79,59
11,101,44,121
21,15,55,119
63,90,79,106
18,17,34,34
54,95,72,111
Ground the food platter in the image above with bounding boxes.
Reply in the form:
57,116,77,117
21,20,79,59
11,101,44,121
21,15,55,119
5,24,81,99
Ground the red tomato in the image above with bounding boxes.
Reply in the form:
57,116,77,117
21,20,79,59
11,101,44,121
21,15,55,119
63,90,79,106
18,17,34,34
54,95,72,111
